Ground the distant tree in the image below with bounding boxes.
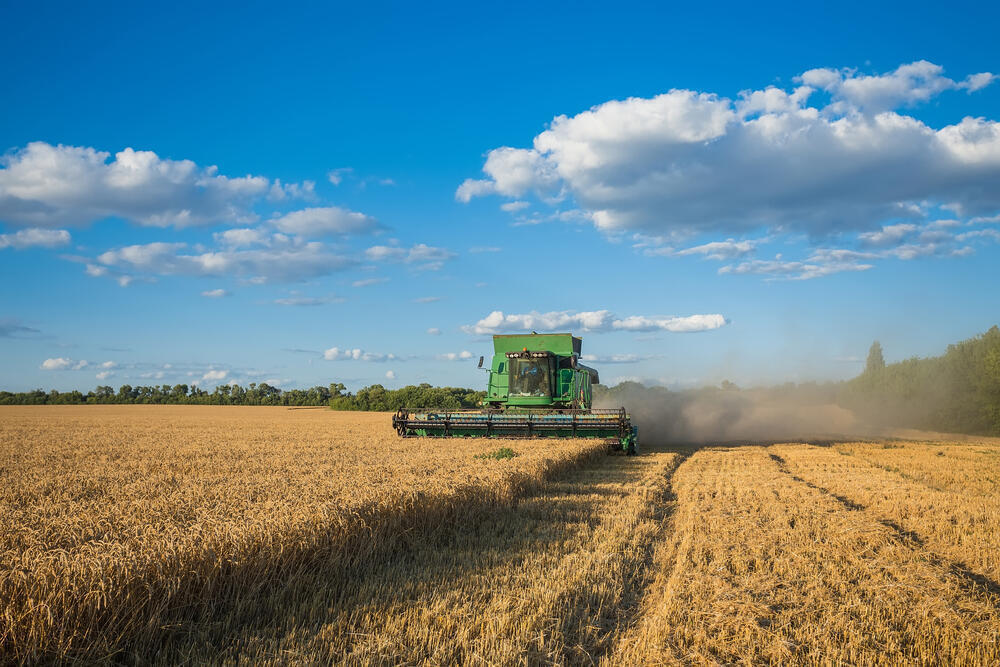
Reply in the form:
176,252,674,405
865,341,886,374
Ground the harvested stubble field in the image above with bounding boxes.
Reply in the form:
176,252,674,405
2,407,999,665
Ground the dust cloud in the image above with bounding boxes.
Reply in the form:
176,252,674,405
595,383,864,444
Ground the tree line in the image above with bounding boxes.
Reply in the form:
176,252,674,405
3,326,998,435
838,326,1000,435
0,381,485,410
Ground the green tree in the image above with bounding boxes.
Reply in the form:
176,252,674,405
865,341,886,374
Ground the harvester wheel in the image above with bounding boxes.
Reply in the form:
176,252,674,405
393,408,409,437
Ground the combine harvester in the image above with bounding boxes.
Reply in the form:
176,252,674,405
393,332,638,454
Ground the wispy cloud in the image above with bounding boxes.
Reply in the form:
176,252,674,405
352,277,388,287
0,228,71,249
463,310,728,335
323,347,397,362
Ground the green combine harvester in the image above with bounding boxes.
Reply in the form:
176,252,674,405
393,332,638,454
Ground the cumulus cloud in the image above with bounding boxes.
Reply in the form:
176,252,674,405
267,179,316,202
437,350,473,361
201,369,228,382
323,347,396,362
0,142,268,227
0,228,70,249
385,370,396,380
457,61,1000,243
96,370,114,380
799,60,995,113
41,357,88,370
213,227,270,248
462,310,728,335
270,206,380,237
92,238,356,283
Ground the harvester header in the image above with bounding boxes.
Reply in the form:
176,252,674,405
393,332,637,454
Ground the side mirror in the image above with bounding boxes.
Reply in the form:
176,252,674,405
477,356,484,368
570,356,577,368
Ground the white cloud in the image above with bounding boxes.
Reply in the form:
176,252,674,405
426,327,442,335
267,179,316,202
413,296,441,303
96,370,114,380
0,142,268,228
213,227,270,248
469,246,502,253
270,206,380,237
858,223,919,247
673,238,766,260
100,361,116,369
580,353,657,364
462,310,727,335
272,295,342,306
799,60,995,112
323,347,396,362
202,369,228,382
457,61,1000,242
328,168,352,185
202,288,229,298
364,243,456,270
500,201,530,212
93,239,356,283
352,277,388,287
720,254,875,280
41,357,88,370
437,350,474,361
385,370,396,380
0,228,71,249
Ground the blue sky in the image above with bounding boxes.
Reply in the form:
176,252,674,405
2,0,999,392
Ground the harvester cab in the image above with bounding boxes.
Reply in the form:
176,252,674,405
392,332,638,454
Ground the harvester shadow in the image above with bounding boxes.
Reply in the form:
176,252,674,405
150,447,682,664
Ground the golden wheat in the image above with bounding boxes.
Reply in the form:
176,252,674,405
0,406,603,663
609,445,1000,665
4,407,1000,665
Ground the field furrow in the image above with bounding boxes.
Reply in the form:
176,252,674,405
607,446,1000,665
773,443,1000,590
834,441,1000,496
157,447,688,664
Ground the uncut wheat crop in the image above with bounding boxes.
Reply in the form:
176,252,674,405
0,405,604,663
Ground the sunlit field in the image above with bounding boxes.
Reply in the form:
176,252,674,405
2,406,999,664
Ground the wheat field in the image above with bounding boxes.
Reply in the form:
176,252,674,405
2,406,999,664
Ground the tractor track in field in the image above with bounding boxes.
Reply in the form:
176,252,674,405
768,450,1000,607
150,445,693,665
